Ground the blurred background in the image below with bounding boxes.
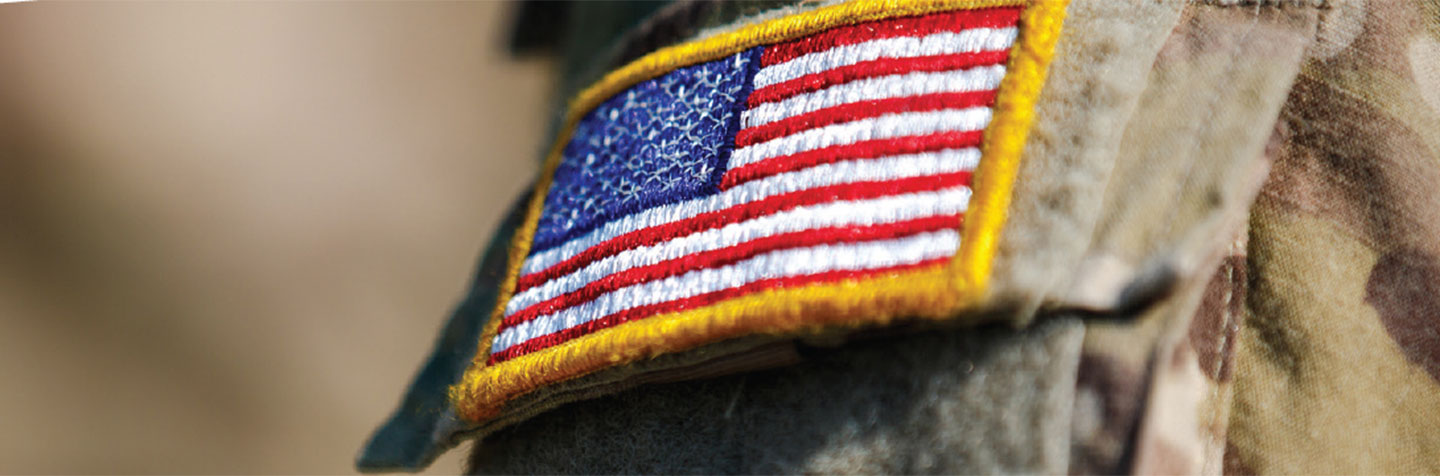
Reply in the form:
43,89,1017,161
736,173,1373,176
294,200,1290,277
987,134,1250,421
0,1,557,473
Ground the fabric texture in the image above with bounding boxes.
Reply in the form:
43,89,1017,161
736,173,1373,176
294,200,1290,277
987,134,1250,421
1224,0,1440,472
533,50,754,251
1070,5,1319,473
357,0,1440,473
469,317,1084,475
986,0,1186,321
450,0,1070,427
492,7,1021,361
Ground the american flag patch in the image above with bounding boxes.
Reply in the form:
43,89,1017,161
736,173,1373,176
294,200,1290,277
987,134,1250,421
455,0,1066,422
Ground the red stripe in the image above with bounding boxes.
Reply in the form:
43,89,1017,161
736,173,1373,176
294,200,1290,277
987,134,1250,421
747,51,1011,107
514,173,969,293
722,131,984,189
760,7,1022,66
737,91,998,147
503,215,960,327
489,258,950,363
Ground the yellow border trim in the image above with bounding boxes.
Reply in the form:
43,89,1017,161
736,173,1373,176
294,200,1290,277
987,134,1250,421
458,266,956,420
953,0,1067,303
561,0,1026,130
452,0,1067,422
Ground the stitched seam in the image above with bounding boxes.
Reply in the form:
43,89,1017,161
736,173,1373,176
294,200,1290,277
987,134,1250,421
1151,5,1263,253
1206,241,1238,471
1210,246,1234,405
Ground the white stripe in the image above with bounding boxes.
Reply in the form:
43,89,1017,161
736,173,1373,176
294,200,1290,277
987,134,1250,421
741,65,1006,128
730,108,991,169
521,145,981,277
506,183,972,316
753,27,1017,89
493,229,960,353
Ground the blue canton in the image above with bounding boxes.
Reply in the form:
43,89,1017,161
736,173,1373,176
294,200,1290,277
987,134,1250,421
531,48,760,252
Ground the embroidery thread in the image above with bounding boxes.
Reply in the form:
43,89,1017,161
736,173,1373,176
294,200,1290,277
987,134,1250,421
452,0,1068,423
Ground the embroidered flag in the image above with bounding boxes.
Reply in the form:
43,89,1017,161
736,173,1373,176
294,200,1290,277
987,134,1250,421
453,0,1068,423
490,7,1020,363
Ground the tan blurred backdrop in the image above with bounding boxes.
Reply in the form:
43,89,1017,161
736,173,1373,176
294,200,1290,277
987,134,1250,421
0,2,553,473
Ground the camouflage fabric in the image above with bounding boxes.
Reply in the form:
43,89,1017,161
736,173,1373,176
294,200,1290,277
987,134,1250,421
1225,0,1440,472
358,0,1440,473
1070,1,1440,473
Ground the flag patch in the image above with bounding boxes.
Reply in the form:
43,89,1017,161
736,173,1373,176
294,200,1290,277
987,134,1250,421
454,0,1068,423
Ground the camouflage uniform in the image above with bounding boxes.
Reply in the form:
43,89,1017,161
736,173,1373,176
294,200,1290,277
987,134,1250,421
359,1,1440,473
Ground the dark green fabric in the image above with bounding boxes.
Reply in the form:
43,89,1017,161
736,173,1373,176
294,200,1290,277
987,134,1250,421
355,193,529,472
468,317,1084,475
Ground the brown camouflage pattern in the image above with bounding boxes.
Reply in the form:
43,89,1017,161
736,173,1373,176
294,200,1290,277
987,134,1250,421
1071,1,1440,473
459,0,1440,473
1223,0,1440,472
